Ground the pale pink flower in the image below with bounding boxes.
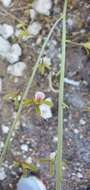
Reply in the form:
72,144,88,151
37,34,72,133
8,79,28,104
34,91,45,101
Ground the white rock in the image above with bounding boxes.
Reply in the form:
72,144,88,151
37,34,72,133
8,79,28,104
26,157,32,164
42,56,51,66
0,167,6,180
1,0,12,7
0,78,2,93
28,22,42,36
53,136,58,143
50,152,56,159
64,78,80,86
0,142,4,151
6,43,22,64
0,36,11,57
15,29,21,37
21,144,28,152
1,124,9,134
0,24,14,39
77,172,83,178
79,118,86,125
73,129,79,134
17,176,46,190
7,62,26,77
30,9,36,20
33,0,52,15
67,18,74,28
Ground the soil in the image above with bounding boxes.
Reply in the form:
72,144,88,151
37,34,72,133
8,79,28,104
0,0,90,190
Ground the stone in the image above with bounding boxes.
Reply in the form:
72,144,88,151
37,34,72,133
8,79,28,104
7,62,26,77
30,9,36,20
1,124,9,134
0,24,14,39
0,78,2,93
28,22,42,36
0,142,4,151
26,157,32,164
65,93,85,109
53,136,58,143
6,43,22,64
17,176,46,190
50,152,56,159
1,0,12,7
77,172,83,178
32,0,52,15
0,167,6,180
21,144,28,152
73,129,79,134
0,36,11,57
79,118,86,125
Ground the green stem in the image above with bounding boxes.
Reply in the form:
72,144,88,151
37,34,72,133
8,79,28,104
66,39,82,46
0,17,62,167
56,1,68,190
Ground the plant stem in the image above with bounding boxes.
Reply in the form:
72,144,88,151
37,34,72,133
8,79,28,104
56,1,68,190
0,17,62,167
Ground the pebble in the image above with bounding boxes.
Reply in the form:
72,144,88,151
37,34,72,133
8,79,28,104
50,152,56,159
17,176,47,190
0,141,4,151
1,124,9,134
64,78,80,86
0,36,11,57
0,78,2,93
28,22,42,36
6,43,22,64
77,172,83,178
32,0,52,15
0,167,6,180
21,144,28,152
79,118,86,125
25,157,32,164
65,93,85,109
29,9,36,20
0,24,14,39
42,56,51,66
53,136,58,143
7,61,26,77
1,0,12,7
73,129,79,134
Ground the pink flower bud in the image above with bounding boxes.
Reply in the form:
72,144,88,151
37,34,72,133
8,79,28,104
35,91,45,101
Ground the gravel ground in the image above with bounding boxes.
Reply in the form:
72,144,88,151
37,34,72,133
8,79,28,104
0,0,90,190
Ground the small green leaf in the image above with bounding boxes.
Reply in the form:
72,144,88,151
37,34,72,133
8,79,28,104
16,22,26,29
23,98,33,106
14,97,20,111
3,92,17,101
35,106,40,113
82,42,90,50
62,102,69,109
38,63,45,75
14,160,38,176
44,100,53,107
19,30,29,38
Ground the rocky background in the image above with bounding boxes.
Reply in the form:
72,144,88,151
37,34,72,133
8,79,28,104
0,0,90,190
